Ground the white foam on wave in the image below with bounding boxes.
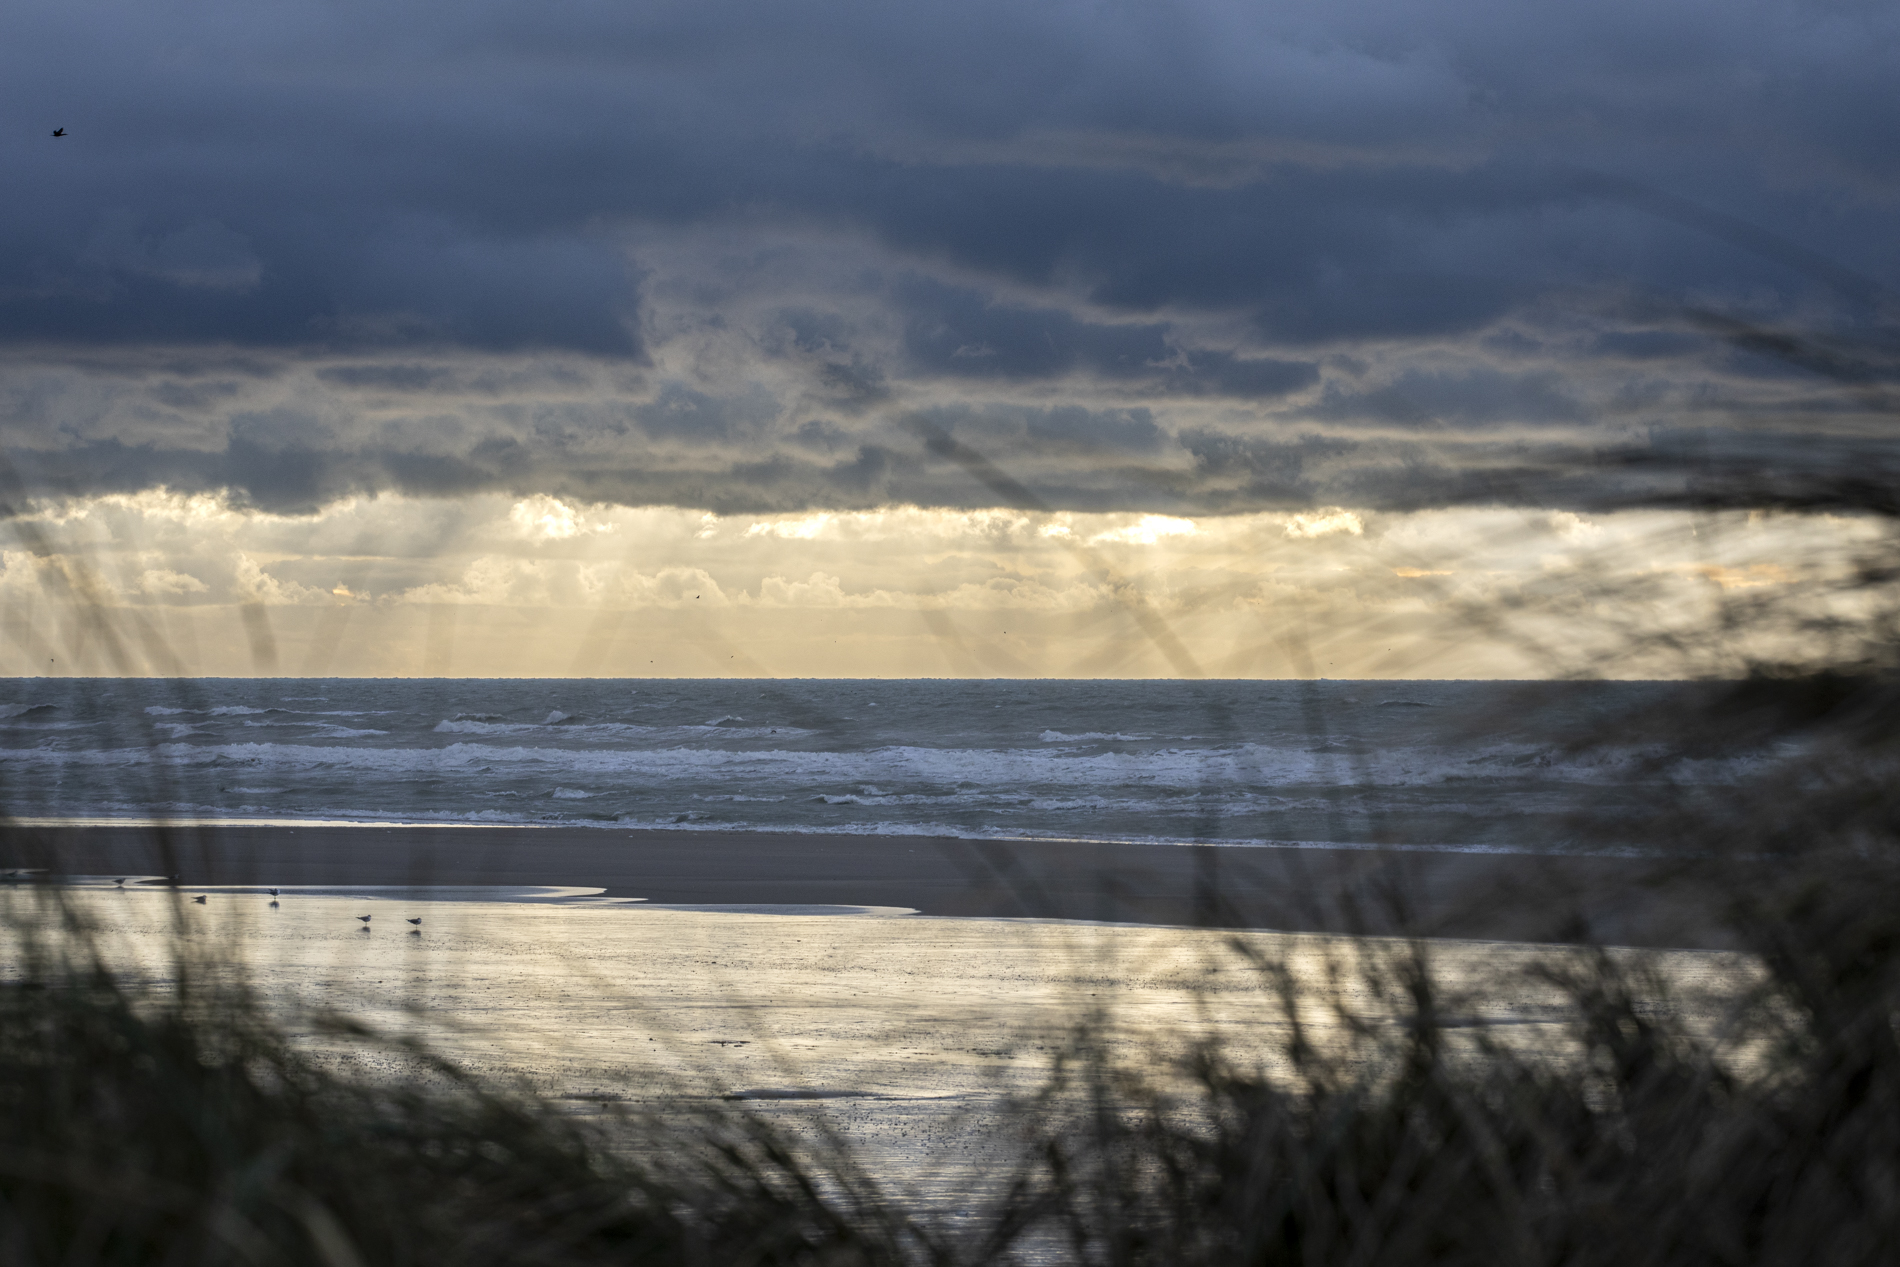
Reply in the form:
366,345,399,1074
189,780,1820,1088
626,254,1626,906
1040,730,1151,742
433,717,818,741
439,718,575,735
435,719,537,735
432,718,691,739
675,724,815,740
603,816,1634,857
2,735,1768,792
242,720,390,738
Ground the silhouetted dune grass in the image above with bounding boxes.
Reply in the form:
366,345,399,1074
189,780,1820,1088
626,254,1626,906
1023,889,1900,1266
0,911,925,1266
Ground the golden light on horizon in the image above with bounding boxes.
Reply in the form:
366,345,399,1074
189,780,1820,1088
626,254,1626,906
0,490,1883,679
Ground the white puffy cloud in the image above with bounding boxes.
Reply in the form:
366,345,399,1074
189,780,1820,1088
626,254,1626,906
1088,516,1200,546
136,567,208,596
509,496,612,541
1284,510,1364,540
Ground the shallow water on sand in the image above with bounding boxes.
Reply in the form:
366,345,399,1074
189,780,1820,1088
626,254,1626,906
6,880,1759,1211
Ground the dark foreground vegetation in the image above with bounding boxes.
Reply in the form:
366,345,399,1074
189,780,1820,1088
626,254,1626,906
0,910,925,1267
5,678,1900,1267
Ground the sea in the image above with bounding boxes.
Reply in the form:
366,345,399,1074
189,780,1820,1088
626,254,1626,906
0,678,1740,854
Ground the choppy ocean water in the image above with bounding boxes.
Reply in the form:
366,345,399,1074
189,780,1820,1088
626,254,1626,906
0,678,1735,853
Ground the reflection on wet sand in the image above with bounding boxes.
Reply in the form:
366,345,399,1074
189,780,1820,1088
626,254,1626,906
4,883,1759,1204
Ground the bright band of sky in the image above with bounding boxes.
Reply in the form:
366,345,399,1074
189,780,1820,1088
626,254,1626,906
0,491,1875,679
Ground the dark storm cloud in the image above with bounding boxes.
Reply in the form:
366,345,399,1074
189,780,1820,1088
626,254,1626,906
1310,367,1587,429
897,277,1320,398
2,0,1897,512
633,384,781,441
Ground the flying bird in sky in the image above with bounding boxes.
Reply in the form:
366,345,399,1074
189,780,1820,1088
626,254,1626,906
50,128,64,137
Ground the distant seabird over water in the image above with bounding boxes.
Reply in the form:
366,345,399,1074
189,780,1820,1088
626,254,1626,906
51,128,65,137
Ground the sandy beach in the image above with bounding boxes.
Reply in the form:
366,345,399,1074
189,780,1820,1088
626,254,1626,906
0,878,1760,1219
5,821,1739,948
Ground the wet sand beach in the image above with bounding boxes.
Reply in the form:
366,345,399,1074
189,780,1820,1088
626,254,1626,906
1,880,1759,1217
7,822,1736,948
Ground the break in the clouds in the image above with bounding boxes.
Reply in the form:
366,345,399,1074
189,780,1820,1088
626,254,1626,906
3,0,1897,516
2,492,1878,677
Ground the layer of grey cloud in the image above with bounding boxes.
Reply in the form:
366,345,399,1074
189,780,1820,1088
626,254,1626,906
3,0,1897,514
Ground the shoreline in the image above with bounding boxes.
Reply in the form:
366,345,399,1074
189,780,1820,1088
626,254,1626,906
2,816,1662,859
2,821,1737,949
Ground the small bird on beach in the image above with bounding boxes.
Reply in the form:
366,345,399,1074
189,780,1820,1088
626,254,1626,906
268,888,279,897
51,128,65,138
114,878,125,887
406,917,422,926
193,895,207,904
357,914,372,925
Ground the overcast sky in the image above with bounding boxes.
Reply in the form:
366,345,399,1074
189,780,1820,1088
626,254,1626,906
3,0,1895,674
